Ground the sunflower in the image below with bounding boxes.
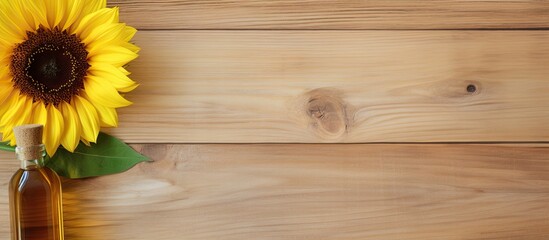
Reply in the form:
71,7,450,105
0,0,139,156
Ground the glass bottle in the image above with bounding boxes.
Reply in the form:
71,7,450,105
9,124,64,240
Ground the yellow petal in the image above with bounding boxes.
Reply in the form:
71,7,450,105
68,0,107,34
118,66,130,76
44,0,64,29
0,80,13,105
0,51,13,66
44,104,64,156
88,63,138,92
88,45,138,67
7,1,37,33
0,94,32,145
79,137,91,146
82,0,107,16
32,101,47,125
0,67,11,79
59,101,81,152
24,0,48,30
121,25,137,42
121,41,141,54
84,22,127,50
31,102,47,147
80,92,118,127
76,7,117,41
84,75,133,108
73,95,99,143
0,90,18,122
0,93,29,129
60,0,82,31
85,24,140,56
0,37,13,50
0,8,26,42
95,103,118,128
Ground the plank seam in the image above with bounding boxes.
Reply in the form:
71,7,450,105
136,28,549,31
125,142,549,145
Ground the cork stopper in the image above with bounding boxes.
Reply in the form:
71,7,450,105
14,124,44,160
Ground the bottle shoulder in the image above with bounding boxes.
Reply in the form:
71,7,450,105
9,168,25,190
42,167,62,184
9,167,62,192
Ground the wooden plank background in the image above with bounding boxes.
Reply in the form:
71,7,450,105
1,1,549,239
110,30,549,143
110,0,549,29
1,144,549,239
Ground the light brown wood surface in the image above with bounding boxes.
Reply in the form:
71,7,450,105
108,31,549,143
2,144,549,239
2,1,549,239
109,0,549,30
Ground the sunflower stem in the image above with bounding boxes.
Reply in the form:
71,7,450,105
0,142,15,152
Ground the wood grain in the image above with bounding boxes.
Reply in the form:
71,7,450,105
108,0,549,30
1,144,549,239
0,2,546,240
109,30,549,143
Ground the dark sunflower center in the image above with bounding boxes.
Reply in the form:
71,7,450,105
11,28,89,105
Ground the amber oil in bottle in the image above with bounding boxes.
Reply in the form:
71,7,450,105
9,124,64,240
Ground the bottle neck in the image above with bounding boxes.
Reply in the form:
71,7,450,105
16,144,46,170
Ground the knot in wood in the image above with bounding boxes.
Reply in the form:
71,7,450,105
305,88,351,140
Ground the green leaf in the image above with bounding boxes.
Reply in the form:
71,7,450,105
0,141,15,152
46,132,150,179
